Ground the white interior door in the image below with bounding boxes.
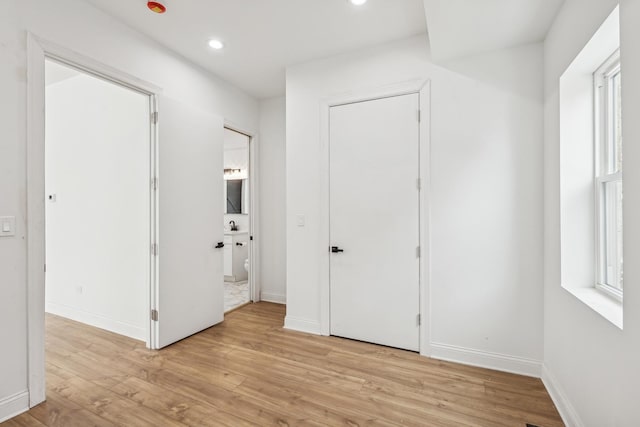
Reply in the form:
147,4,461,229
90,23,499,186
154,96,225,349
330,94,420,352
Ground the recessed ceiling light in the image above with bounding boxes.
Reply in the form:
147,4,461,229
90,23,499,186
147,1,166,13
349,0,367,5
208,39,225,50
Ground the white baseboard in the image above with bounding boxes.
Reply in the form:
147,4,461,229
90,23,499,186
260,292,286,304
430,342,542,378
0,391,29,423
541,364,584,427
46,302,145,342
284,316,321,335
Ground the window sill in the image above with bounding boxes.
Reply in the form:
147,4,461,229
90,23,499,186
563,286,623,329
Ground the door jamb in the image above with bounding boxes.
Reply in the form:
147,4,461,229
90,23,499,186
223,123,260,303
26,33,162,407
318,79,432,357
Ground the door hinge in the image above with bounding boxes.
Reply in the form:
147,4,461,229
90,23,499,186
151,309,159,321
151,243,159,256
417,314,421,326
250,235,254,241
151,111,159,124
151,177,158,191
416,246,421,258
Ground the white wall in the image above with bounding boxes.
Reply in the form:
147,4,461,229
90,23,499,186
0,0,258,420
543,0,640,425
224,147,249,172
45,71,149,341
285,35,545,374
258,97,287,304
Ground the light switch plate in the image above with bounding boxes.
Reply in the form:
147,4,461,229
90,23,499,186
296,214,305,227
0,216,16,237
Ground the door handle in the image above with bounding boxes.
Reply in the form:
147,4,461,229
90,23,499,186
331,246,344,253
215,242,225,249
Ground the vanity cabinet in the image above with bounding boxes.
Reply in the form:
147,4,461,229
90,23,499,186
223,231,248,282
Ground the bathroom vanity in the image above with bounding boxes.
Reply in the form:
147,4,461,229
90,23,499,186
224,231,248,282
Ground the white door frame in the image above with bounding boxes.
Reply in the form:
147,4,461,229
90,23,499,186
223,123,261,303
318,79,432,357
26,33,162,407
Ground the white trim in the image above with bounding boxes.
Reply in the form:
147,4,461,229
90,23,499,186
0,391,30,423
27,33,162,405
594,43,622,299
319,97,331,336
284,316,321,335
418,81,432,357
26,32,46,409
430,342,542,378
223,123,260,304
45,302,146,342
595,282,623,302
149,94,160,350
35,35,162,95
250,133,261,303
562,286,623,329
260,292,286,304
541,364,585,427
318,79,431,356
322,79,431,108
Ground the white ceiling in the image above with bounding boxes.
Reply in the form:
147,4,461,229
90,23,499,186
84,0,427,99
423,0,565,62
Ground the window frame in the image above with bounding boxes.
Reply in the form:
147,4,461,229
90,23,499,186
594,49,623,302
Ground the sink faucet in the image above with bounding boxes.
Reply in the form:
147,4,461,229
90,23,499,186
229,220,238,231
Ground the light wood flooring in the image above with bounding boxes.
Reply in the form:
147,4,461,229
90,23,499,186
3,303,563,426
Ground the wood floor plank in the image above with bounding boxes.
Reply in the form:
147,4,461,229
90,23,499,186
50,376,185,427
109,376,257,427
0,415,47,427
3,303,563,426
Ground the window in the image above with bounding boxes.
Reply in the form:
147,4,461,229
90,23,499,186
559,5,622,328
594,49,623,300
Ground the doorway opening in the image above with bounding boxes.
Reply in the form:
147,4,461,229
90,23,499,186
223,127,252,312
29,36,230,407
44,58,153,344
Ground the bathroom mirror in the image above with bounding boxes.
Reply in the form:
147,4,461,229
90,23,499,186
225,179,248,214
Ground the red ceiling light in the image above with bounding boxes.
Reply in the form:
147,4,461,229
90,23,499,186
147,1,166,14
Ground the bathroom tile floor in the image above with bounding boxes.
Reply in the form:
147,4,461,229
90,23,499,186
224,280,250,312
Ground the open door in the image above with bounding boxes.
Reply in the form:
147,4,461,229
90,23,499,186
153,96,225,349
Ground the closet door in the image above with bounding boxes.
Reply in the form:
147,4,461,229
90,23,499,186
329,94,421,351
